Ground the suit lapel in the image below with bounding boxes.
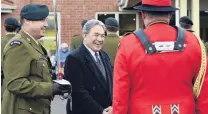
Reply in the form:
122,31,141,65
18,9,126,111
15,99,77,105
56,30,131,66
81,44,108,90
100,51,113,98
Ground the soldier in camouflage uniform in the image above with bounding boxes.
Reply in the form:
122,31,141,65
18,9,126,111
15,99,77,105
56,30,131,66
1,4,70,114
70,19,88,51
1,17,21,56
102,17,120,66
1,17,21,98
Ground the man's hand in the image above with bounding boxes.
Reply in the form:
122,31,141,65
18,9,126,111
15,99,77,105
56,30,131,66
102,110,108,114
52,82,71,95
104,106,113,114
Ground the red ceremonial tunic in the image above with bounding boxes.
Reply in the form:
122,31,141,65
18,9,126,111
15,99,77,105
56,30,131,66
113,23,208,114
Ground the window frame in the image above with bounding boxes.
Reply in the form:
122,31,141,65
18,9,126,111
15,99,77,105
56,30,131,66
95,12,139,36
39,12,61,50
40,12,61,41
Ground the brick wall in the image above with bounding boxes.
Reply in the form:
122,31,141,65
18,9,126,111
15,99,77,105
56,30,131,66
1,0,118,44
1,0,30,36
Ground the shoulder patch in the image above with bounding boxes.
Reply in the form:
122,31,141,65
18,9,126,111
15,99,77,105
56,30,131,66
10,40,22,46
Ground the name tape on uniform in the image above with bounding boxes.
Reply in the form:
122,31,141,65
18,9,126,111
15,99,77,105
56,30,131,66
153,41,186,53
10,40,22,46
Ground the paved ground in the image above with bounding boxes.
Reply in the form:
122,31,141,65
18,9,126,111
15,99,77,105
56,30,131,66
51,96,67,114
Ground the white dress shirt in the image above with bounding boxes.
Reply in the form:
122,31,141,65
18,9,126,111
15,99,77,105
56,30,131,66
83,44,101,62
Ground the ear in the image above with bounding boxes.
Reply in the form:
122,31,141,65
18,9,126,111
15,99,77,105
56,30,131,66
168,12,173,19
141,11,146,19
24,19,31,25
82,33,86,39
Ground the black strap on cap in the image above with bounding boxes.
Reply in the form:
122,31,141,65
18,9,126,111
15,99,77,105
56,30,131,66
134,30,157,54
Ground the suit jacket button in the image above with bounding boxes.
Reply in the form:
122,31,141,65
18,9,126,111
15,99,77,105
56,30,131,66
92,86,96,90
29,108,32,111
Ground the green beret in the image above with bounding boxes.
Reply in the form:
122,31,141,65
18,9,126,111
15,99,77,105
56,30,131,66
20,4,49,21
4,17,21,27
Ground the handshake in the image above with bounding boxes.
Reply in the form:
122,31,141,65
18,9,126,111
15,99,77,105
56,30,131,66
103,106,113,114
52,79,72,96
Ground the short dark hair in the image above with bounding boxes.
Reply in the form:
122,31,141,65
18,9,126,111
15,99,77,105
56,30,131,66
143,11,172,17
20,17,25,25
106,25,119,32
180,22,192,29
179,16,193,25
81,20,88,29
5,25,20,32
123,32,132,36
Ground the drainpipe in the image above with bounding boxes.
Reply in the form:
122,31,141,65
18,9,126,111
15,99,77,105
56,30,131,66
180,0,187,17
175,0,180,27
191,0,200,37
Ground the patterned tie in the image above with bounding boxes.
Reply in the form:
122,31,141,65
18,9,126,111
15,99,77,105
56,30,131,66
95,52,106,81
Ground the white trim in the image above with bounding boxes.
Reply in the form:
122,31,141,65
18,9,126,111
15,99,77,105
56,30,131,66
1,5,16,10
118,7,123,11
119,0,129,9
175,0,180,27
124,0,129,9
39,12,61,50
1,9,13,13
187,10,191,18
118,0,141,10
39,37,56,40
136,12,139,30
48,12,61,46
96,12,139,15
1,5,16,13
95,12,116,16
115,13,119,35
118,0,129,9
119,8,139,12
95,12,116,20
95,12,139,36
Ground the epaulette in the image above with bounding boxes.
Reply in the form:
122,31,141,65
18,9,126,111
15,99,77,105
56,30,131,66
4,37,23,52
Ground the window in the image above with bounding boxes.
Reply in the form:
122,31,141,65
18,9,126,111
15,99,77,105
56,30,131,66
119,14,136,36
200,11,208,42
97,14,115,23
96,12,138,36
39,12,61,53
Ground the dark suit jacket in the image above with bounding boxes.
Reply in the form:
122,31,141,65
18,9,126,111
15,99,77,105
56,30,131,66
64,43,113,114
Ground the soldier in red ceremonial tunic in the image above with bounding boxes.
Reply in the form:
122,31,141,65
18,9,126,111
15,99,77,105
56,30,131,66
112,0,208,114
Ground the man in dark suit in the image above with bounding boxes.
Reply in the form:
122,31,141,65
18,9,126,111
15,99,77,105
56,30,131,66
65,19,113,114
